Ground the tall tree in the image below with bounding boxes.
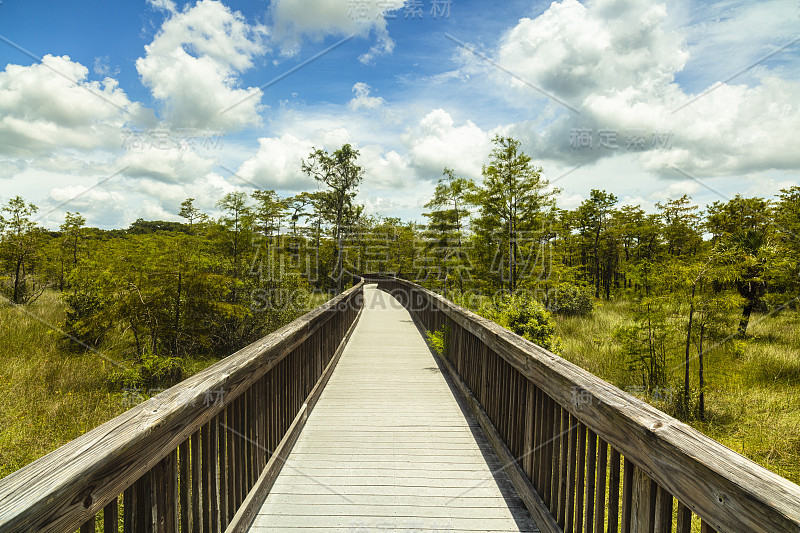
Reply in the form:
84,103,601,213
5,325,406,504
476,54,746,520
468,136,557,294
301,144,364,292
706,195,773,335
0,196,43,303
423,167,471,293
575,190,618,298
178,198,204,226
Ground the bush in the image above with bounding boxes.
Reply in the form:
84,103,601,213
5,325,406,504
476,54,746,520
492,294,559,352
110,351,185,390
546,283,594,316
426,324,450,358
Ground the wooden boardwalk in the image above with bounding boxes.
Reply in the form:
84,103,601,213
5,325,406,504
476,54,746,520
249,285,539,532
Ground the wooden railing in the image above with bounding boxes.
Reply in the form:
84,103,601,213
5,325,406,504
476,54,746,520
0,281,364,533
369,276,800,533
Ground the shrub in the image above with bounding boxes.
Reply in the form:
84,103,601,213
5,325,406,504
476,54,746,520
492,294,559,352
426,324,450,358
546,283,594,316
110,351,185,390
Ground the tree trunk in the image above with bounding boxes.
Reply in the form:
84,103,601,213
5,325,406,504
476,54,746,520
173,270,181,356
699,322,705,420
738,300,754,337
683,283,696,413
12,255,23,304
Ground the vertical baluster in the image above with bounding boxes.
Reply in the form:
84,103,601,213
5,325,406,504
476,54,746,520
153,449,177,533
534,388,545,494
542,395,553,508
621,457,633,533
237,394,246,507
103,498,118,533
219,410,228,531
676,502,692,533
123,485,134,532
523,381,535,479
244,386,252,492
227,403,236,522
202,422,211,533
654,486,673,533
80,517,95,533
210,419,219,533
565,416,578,533
594,439,608,533
608,448,621,533
191,431,201,533
133,469,153,533
549,401,561,512
575,424,586,533
558,407,569,527
631,466,655,533
179,439,190,533
584,429,597,533
258,375,267,473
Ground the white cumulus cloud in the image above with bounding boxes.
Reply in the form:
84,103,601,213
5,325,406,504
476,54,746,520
347,82,385,111
0,55,134,157
269,0,404,63
136,0,268,131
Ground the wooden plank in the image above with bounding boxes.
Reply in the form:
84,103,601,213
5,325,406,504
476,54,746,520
152,450,177,533
608,448,621,533
558,407,569,527
209,420,218,533
218,411,227,531
80,517,95,533
565,417,578,533
594,439,608,533
631,466,654,533
132,469,152,533
575,424,586,533
224,294,363,533
654,485,673,533
676,501,692,533
179,439,190,533
191,431,200,533
621,457,633,533
0,282,364,533
584,430,596,533
437,335,560,533
389,280,800,532
226,404,235,525
102,499,117,533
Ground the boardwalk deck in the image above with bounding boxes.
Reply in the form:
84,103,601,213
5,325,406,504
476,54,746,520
248,285,540,532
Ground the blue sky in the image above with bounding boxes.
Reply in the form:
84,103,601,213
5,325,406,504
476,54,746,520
1,0,799,229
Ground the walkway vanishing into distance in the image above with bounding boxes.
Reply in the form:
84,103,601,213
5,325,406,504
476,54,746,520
250,286,539,532
3,278,799,533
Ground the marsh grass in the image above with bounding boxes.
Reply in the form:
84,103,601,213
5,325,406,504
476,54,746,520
0,289,327,478
554,300,800,484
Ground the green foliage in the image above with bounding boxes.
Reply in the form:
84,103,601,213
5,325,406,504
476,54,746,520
110,351,185,389
426,324,450,358
613,299,669,391
546,282,594,316
489,293,559,352
0,196,45,303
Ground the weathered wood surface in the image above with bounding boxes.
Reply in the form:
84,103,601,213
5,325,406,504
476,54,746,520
226,295,363,533
249,286,540,532
373,277,800,533
0,282,363,533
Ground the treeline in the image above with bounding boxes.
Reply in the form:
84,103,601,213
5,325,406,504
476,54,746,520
0,144,372,386
2,136,799,411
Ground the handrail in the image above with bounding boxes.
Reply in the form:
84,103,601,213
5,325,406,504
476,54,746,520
369,276,800,533
0,281,364,533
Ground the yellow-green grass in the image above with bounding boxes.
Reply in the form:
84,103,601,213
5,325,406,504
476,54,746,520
554,300,800,485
